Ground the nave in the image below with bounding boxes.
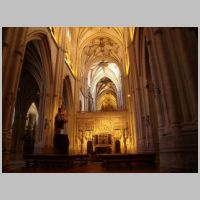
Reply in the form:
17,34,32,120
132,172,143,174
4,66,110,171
2,27,198,173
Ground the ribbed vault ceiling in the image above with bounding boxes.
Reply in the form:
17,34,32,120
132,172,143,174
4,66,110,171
77,27,126,111
53,27,135,111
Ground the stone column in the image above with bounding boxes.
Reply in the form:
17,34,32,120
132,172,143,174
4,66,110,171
51,28,67,146
150,27,197,172
127,44,138,153
52,28,67,112
145,29,167,159
152,28,181,127
172,28,197,123
145,30,166,129
2,27,28,171
2,129,12,172
130,41,146,152
43,93,52,148
163,28,192,123
2,28,14,86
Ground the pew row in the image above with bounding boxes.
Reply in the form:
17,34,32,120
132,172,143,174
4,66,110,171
98,153,157,169
23,154,88,168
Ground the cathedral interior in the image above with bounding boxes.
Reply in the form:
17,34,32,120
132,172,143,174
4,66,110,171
2,27,198,173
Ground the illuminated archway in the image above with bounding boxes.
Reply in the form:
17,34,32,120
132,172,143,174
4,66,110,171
88,62,122,111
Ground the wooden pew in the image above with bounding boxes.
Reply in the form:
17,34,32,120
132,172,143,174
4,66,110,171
23,154,88,168
98,153,156,169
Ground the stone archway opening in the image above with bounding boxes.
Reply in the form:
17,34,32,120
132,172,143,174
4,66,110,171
87,62,123,111
10,38,52,159
23,102,39,154
11,66,40,159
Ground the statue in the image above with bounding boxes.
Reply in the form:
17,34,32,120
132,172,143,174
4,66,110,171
54,107,69,154
54,107,67,134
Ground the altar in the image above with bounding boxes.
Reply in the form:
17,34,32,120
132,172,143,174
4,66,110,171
95,145,112,154
93,133,112,154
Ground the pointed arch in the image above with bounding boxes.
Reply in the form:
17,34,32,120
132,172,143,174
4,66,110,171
10,29,54,157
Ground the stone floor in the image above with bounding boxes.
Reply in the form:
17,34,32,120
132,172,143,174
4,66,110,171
4,160,160,173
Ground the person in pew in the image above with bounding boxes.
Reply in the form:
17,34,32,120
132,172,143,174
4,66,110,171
54,107,69,154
